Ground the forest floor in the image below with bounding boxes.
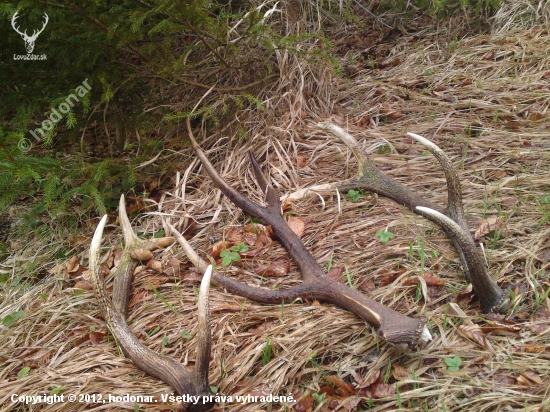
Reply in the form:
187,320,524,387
1,5,550,412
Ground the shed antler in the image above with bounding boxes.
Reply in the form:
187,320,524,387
89,198,216,412
288,123,508,314
168,120,432,348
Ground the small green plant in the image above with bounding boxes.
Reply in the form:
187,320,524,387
50,386,66,395
375,231,395,244
180,330,192,340
444,356,462,371
18,367,30,379
312,392,326,405
220,242,249,267
262,337,272,366
161,336,170,348
347,189,361,202
2,311,26,327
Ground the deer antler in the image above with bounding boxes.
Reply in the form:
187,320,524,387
168,120,432,348
89,198,216,412
285,123,508,314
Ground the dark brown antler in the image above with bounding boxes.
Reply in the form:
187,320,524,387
167,120,432,348
89,197,216,412
287,123,508,314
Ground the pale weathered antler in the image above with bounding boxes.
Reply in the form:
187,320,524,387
167,120,432,348
286,123,508,313
89,203,215,412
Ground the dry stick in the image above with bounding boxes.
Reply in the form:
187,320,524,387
288,123,508,313
89,201,216,412
170,119,432,347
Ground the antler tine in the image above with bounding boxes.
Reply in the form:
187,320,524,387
90,214,216,412
181,121,431,347
112,194,175,315
406,133,467,232
194,265,212,392
416,207,509,313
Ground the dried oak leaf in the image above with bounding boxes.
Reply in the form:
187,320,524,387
293,395,314,412
66,255,81,275
129,290,148,308
371,382,395,399
210,241,232,258
287,217,305,238
517,371,543,385
326,267,345,281
255,260,291,277
392,364,412,380
131,249,154,262
325,375,356,396
474,216,503,240
403,272,445,286
458,325,488,348
537,249,550,262
338,396,362,412
74,280,93,290
455,283,474,306
225,227,244,244
89,331,106,345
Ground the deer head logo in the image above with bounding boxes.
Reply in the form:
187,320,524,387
11,11,49,54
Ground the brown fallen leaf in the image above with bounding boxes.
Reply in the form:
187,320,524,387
371,382,395,398
146,259,163,272
129,290,148,308
455,283,474,306
458,325,488,348
89,331,106,345
210,241,232,258
66,255,80,273
296,153,308,168
517,371,543,385
474,216,504,240
225,227,244,244
326,267,345,281
338,396,361,412
325,375,356,396
403,272,446,286
537,249,550,262
293,395,314,412
74,280,93,290
287,217,305,238
255,260,291,277
131,249,154,262
392,364,412,380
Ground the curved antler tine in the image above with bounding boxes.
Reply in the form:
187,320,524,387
119,194,141,246
248,151,281,212
90,215,112,319
113,195,175,315
186,119,266,220
194,265,213,394
407,133,467,231
416,206,509,313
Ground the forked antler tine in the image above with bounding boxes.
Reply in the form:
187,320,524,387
113,195,175,315
90,215,215,411
417,207,509,313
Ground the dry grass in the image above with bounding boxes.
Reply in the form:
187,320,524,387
2,2,550,412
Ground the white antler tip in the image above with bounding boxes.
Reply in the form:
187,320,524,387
407,132,439,152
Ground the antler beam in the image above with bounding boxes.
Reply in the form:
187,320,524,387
168,120,432,348
286,123,508,314
89,199,216,412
